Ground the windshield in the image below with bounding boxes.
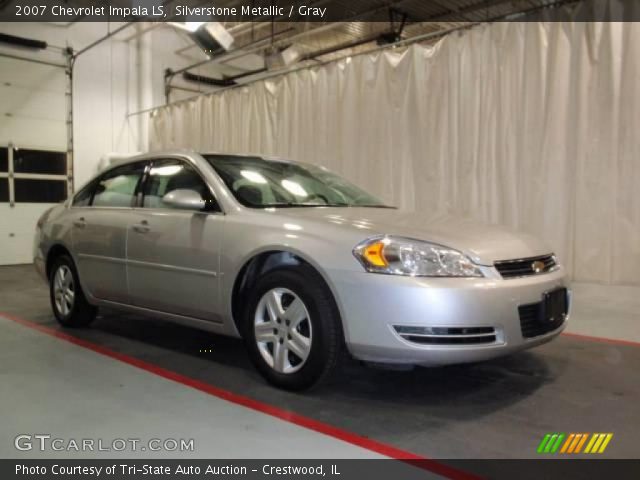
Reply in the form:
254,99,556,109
203,154,393,209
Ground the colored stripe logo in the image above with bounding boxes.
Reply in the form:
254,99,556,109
537,433,613,454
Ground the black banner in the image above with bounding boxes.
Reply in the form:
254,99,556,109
4,459,640,480
0,0,639,23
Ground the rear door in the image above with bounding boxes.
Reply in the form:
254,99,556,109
126,158,224,321
70,161,147,303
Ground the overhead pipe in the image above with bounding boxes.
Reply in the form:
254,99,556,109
73,22,135,57
0,51,65,68
168,0,412,78
128,0,578,118
173,21,274,56
182,71,236,87
73,0,180,57
165,26,295,78
0,33,47,50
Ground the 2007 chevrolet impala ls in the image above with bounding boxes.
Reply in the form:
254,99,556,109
34,152,570,390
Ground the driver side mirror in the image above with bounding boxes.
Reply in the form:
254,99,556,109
162,189,206,211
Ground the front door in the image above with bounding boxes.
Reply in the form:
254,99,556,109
126,158,224,321
71,161,147,303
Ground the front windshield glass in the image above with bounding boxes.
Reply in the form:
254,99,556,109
203,154,393,209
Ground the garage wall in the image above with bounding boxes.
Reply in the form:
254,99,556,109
0,22,144,264
0,21,215,264
148,21,640,286
71,23,217,186
0,57,67,149
70,23,145,189
0,24,69,265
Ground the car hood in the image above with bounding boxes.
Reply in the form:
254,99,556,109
275,207,551,266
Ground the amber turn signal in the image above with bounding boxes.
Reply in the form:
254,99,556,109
362,241,388,267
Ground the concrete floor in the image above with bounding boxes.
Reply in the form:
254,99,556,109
0,264,638,462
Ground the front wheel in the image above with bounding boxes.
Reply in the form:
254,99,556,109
243,266,343,391
49,254,97,327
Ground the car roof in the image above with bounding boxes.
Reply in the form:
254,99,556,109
106,151,298,168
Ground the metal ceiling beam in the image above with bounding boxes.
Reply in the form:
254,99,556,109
73,0,181,57
166,26,296,78
122,22,166,42
73,22,135,57
426,0,542,22
128,0,578,118
169,0,414,78
217,0,419,63
173,21,280,56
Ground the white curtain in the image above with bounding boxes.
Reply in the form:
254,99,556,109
149,21,640,286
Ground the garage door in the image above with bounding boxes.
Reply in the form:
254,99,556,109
0,56,70,265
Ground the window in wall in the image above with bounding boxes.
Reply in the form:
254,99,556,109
0,179,8,202
13,149,67,175
14,179,67,203
0,148,7,203
1,146,70,204
0,147,7,172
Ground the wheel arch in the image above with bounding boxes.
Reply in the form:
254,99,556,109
229,248,344,338
46,243,73,280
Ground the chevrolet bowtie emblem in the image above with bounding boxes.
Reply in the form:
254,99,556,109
531,260,545,273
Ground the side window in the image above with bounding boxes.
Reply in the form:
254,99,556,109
73,180,97,207
92,162,146,208
142,159,218,211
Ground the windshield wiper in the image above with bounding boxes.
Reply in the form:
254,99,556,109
257,202,393,209
355,204,397,209
259,203,327,208
258,202,350,208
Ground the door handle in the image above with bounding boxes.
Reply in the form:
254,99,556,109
132,220,150,234
73,217,86,228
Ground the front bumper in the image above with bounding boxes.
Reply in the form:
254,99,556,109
329,266,570,366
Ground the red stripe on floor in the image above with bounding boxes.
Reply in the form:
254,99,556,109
1,312,480,480
561,331,640,348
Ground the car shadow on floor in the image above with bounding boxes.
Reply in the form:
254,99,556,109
83,309,559,430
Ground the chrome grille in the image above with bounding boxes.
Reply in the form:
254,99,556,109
494,254,557,279
393,326,497,345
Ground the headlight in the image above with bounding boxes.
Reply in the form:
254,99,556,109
353,236,483,277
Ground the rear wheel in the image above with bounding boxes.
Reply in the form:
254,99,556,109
49,254,97,327
243,266,343,391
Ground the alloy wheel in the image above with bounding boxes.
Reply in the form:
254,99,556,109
53,265,75,316
254,287,313,374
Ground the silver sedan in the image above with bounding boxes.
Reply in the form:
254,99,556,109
34,152,570,390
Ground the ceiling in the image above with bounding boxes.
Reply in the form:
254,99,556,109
170,0,575,62
160,0,577,87
0,0,577,60
0,0,579,93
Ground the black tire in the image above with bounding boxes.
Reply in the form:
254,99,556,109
49,254,97,328
242,265,344,391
